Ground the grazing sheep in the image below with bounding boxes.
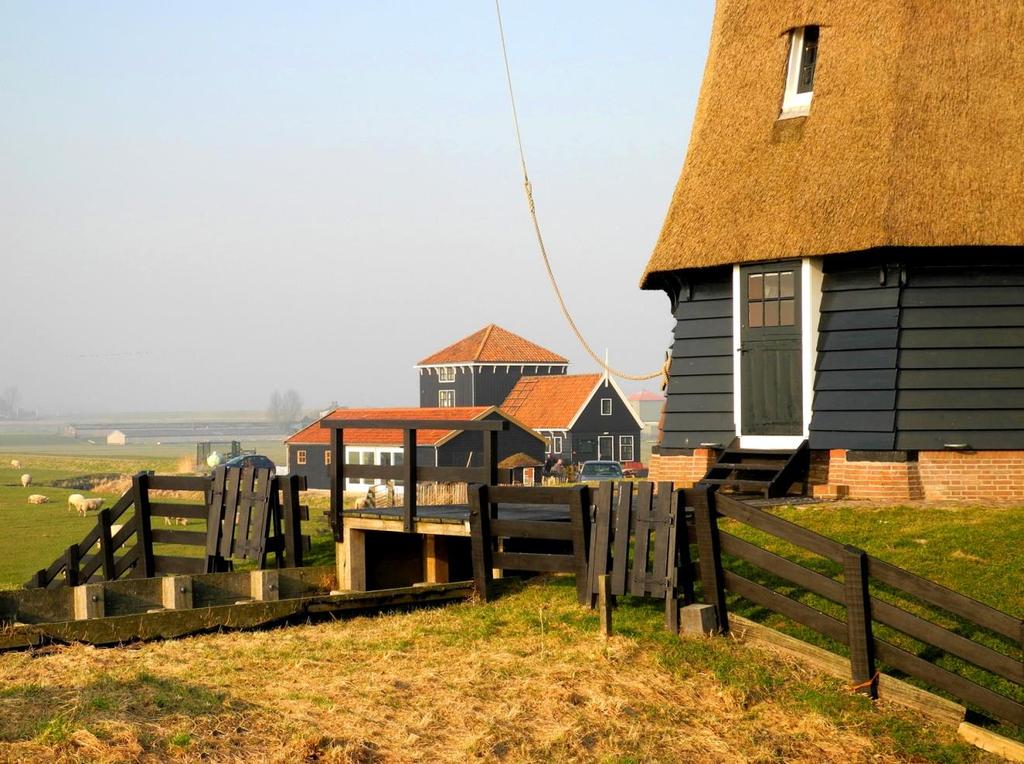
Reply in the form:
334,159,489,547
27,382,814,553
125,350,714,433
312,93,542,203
68,493,85,512
10,459,21,469
27,494,50,505
163,516,188,527
76,497,104,516
20,474,31,488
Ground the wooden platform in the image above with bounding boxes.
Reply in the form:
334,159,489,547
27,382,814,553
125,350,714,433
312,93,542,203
0,566,473,651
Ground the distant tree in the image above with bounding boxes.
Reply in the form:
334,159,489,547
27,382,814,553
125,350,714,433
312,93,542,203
0,386,20,419
267,389,303,424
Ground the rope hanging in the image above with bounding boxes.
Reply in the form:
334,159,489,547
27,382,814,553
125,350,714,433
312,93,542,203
494,0,666,383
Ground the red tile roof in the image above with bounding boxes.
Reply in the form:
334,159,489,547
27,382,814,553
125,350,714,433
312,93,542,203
417,324,568,365
500,374,603,429
628,390,665,402
285,407,493,447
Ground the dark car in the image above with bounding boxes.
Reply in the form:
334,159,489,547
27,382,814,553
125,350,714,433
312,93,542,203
577,460,624,482
221,454,277,474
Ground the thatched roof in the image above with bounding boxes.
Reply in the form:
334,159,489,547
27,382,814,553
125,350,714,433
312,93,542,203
498,452,544,470
641,1,1024,287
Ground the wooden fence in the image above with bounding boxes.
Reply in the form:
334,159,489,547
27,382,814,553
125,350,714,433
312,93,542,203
28,470,310,590
688,485,1023,726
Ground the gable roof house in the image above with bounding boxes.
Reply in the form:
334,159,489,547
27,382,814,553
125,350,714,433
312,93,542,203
642,3,1024,501
285,406,545,490
501,373,644,465
415,324,568,409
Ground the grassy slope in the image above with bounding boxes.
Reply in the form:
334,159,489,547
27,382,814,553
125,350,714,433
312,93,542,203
0,578,991,763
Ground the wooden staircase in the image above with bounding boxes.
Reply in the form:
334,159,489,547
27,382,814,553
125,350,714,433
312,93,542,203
701,439,810,498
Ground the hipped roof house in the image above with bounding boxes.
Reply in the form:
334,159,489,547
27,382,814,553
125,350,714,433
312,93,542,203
642,1,1024,501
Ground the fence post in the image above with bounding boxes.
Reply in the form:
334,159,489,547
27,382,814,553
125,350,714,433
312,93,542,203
403,428,418,533
843,545,877,697
467,483,493,602
330,427,344,542
675,489,696,606
282,474,303,568
133,472,155,578
64,544,80,587
483,429,499,487
692,484,728,634
97,507,116,581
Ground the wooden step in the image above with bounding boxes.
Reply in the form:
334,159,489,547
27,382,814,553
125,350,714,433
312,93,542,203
702,478,773,490
711,459,789,471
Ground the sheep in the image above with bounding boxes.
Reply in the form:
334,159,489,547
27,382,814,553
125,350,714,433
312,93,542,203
27,494,50,505
20,474,31,488
68,493,85,513
163,515,188,527
76,497,104,516
10,459,21,469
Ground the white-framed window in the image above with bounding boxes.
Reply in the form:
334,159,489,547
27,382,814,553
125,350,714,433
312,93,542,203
438,367,456,383
781,25,819,117
553,435,563,453
296,449,307,465
544,435,552,453
438,389,455,407
619,435,635,462
600,398,612,416
324,450,332,466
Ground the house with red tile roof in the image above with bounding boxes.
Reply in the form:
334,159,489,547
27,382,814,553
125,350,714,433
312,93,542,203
415,324,568,409
284,405,545,490
501,373,644,465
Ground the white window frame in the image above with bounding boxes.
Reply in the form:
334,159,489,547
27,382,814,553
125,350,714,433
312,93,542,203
600,398,612,416
618,435,634,462
324,450,331,466
296,449,307,465
438,366,456,383
781,26,816,118
553,435,563,453
544,435,553,453
438,389,455,407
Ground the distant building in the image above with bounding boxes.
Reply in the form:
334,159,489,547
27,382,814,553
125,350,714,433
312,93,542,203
501,373,644,465
106,430,126,446
415,324,568,408
284,406,545,490
627,391,665,464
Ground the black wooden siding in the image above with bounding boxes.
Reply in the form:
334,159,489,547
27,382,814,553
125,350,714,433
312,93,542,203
419,365,565,408
660,268,736,451
809,252,1024,451
570,382,642,462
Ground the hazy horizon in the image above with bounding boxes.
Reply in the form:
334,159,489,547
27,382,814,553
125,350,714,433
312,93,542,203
1,1,714,416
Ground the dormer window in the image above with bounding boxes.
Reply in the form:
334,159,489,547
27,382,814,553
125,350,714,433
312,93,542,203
781,25,819,117
438,367,456,383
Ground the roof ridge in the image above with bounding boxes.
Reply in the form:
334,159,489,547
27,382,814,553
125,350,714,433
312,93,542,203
474,324,496,361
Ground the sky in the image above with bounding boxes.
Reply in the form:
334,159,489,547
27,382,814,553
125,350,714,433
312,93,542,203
0,1,715,415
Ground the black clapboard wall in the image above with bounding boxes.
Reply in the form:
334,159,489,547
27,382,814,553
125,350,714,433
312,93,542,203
661,267,736,451
810,250,1024,451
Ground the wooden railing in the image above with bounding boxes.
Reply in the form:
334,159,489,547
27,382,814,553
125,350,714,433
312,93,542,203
27,471,310,589
689,486,1024,726
323,418,509,538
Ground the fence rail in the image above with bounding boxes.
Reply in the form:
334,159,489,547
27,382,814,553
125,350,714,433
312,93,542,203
28,471,310,590
691,486,1023,725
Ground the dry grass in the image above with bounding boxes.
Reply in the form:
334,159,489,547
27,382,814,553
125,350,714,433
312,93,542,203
0,578,988,763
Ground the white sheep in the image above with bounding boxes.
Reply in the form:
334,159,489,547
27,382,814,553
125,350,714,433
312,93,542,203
76,497,104,516
27,494,50,505
68,493,85,513
163,516,188,527
20,474,31,488
10,459,21,469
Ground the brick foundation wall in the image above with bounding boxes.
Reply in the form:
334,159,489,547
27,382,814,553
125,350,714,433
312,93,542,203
810,450,1024,502
647,449,718,488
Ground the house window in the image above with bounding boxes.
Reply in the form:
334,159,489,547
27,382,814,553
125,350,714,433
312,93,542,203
324,450,332,466
746,270,796,328
553,435,563,453
438,389,455,407
619,436,635,462
544,435,552,453
438,367,456,383
296,450,307,465
781,25,819,116
600,398,612,416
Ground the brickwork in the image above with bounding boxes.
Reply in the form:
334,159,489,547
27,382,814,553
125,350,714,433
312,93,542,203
809,450,1024,502
647,450,719,488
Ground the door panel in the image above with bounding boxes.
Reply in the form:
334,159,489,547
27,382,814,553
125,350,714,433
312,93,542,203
741,262,803,435
598,436,614,460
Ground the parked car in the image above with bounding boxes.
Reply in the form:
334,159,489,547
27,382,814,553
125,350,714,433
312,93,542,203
220,454,277,474
577,460,624,482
